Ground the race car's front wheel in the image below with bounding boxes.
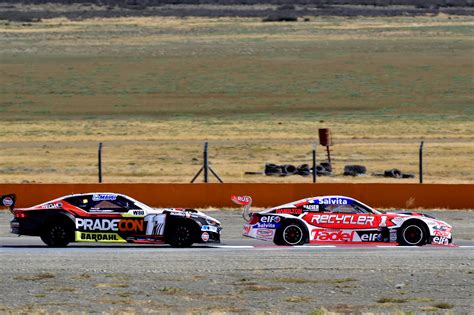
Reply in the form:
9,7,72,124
399,223,427,246
276,222,306,246
40,222,72,247
167,220,196,247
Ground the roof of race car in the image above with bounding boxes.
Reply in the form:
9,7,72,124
269,195,378,212
36,192,151,209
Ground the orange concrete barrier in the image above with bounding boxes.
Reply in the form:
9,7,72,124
0,183,473,210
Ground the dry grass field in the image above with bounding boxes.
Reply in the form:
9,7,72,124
0,15,472,183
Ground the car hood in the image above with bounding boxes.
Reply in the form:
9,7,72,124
390,211,436,219
151,208,221,225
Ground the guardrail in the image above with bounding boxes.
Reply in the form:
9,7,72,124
0,183,473,209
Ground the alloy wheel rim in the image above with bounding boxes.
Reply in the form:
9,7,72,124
403,225,423,245
283,225,303,245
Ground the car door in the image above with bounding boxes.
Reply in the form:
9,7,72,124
303,198,379,243
71,194,146,242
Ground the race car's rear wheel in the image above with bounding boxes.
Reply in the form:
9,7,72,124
276,222,306,246
40,221,72,247
167,220,196,247
399,223,427,246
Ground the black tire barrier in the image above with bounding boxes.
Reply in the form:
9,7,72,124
266,163,334,177
264,163,281,176
297,164,311,176
320,162,332,173
281,164,297,175
262,16,298,22
372,170,416,179
384,168,402,178
343,165,367,176
310,165,331,176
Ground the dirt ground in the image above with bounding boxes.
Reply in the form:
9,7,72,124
0,16,473,184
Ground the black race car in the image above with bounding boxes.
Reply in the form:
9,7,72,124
3,192,221,247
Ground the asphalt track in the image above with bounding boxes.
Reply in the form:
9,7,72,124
1,236,474,250
0,210,473,313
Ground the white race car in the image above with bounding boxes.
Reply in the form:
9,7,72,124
232,195,452,246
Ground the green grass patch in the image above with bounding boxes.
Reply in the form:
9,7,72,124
14,273,55,281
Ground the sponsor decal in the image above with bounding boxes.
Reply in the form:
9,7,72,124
256,229,274,238
201,225,218,233
359,232,382,242
231,195,252,205
432,236,449,245
131,210,145,216
75,231,126,242
2,197,13,207
433,230,451,237
260,216,281,223
92,194,117,201
41,202,63,209
276,208,303,214
310,214,374,226
303,204,319,211
433,225,449,231
390,229,397,242
75,218,144,233
317,198,350,205
201,232,210,242
311,229,355,242
170,212,198,219
243,225,251,235
254,222,279,229
144,214,166,236
391,217,405,225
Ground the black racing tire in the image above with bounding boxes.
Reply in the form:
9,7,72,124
40,221,73,247
384,168,402,178
344,165,367,176
275,221,306,246
281,164,297,175
398,222,428,246
167,220,196,247
320,162,332,173
297,164,311,176
265,163,281,176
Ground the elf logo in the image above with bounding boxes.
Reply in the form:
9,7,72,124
359,232,382,242
260,216,281,223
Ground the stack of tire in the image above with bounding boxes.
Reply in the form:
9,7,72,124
343,165,367,176
265,163,332,177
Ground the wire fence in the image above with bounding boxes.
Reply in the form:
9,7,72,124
1,139,472,184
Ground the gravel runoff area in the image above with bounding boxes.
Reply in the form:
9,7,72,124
0,209,472,314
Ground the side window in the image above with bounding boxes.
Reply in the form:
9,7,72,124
90,200,124,212
89,196,140,213
324,204,358,214
65,195,141,213
64,196,93,211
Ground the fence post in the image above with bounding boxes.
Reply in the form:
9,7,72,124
98,142,103,183
203,142,209,183
312,143,317,183
419,141,424,184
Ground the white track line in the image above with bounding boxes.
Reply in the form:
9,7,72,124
297,245,336,248
208,245,471,250
208,245,255,249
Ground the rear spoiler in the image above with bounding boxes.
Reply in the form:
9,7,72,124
231,195,252,222
1,194,16,213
